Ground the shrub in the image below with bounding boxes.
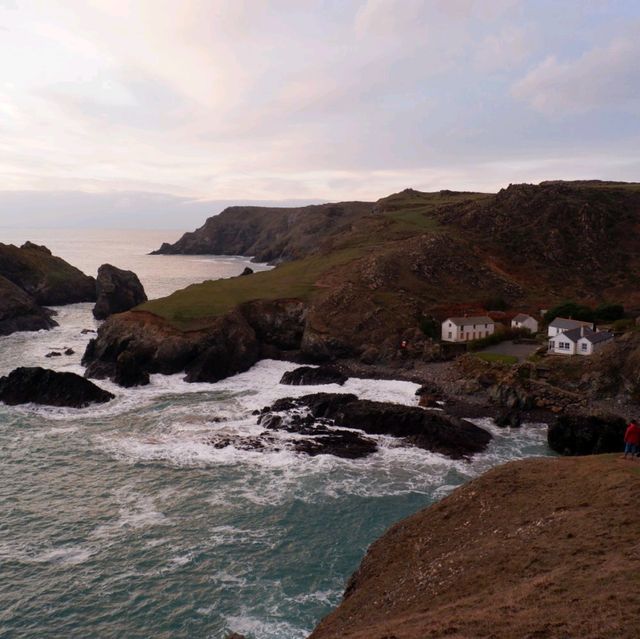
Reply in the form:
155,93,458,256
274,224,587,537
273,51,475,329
544,302,594,324
594,303,625,322
612,318,634,332
419,316,440,339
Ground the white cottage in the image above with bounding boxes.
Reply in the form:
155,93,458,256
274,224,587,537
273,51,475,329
511,313,539,334
441,316,495,343
548,326,613,356
547,317,594,338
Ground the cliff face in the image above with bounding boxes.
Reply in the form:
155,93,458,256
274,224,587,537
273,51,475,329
436,182,640,301
151,201,373,262
309,455,640,639
83,299,307,385
0,242,96,305
0,275,57,336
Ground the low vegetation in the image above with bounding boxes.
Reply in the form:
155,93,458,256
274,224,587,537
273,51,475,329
474,352,518,365
140,247,364,329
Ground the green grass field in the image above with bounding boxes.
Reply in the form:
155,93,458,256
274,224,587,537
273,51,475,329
139,247,364,329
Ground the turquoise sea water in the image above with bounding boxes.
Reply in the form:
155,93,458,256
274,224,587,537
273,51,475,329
0,230,552,638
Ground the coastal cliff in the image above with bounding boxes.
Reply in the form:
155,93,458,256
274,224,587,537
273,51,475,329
309,455,640,639
85,181,640,384
0,242,96,305
0,242,96,336
151,201,373,263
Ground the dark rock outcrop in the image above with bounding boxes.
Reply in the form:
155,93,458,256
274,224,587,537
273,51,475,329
240,267,253,276
495,408,522,428
0,275,57,336
151,201,373,263
113,351,150,387
0,367,114,407
83,299,307,386
547,413,627,455
280,366,347,386
0,242,95,305
93,264,147,320
260,393,491,459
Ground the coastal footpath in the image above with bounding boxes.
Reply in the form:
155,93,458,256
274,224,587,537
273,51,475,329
308,455,640,639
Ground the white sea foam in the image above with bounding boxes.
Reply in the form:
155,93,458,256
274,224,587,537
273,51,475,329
32,546,94,565
224,614,308,639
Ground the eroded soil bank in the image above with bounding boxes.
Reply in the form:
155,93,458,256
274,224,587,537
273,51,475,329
309,454,640,639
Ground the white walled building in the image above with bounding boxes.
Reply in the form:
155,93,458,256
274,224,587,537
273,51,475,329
547,317,594,338
548,326,613,356
511,313,539,333
441,316,495,343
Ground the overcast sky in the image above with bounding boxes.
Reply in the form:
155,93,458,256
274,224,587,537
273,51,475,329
1,0,639,228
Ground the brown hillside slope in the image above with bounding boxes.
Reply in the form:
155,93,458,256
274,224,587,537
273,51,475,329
309,455,640,639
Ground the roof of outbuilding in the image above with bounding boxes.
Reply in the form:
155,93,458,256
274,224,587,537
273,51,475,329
581,330,614,345
513,313,535,322
445,316,494,326
548,317,592,330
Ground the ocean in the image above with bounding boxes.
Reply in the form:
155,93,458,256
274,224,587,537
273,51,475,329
0,229,551,639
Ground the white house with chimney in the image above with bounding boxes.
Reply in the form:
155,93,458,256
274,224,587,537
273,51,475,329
548,325,613,356
511,313,539,334
547,317,594,338
441,316,495,342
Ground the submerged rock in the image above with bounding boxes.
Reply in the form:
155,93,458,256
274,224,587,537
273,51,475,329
547,413,627,455
93,264,148,320
280,365,348,386
0,367,114,408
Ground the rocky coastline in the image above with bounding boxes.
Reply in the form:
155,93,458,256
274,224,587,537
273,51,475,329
0,242,96,336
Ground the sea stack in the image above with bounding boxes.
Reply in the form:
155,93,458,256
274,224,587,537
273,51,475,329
93,264,148,320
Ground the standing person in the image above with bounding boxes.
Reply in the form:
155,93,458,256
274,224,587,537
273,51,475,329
623,419,640,459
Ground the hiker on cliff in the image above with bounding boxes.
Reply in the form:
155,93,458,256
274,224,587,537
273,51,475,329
623,420,640,459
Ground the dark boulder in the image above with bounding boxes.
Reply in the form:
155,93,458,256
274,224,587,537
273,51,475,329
240,267,253,276
293,429,377,458
45,351,62,358
0,275,58,336
280,365,348,386
0,367,114,408
261,393,491,459
548,413,627,455
113,351,150,388
258,398,377,459
495,408,522,428
64,348,75,356
93,264,148,320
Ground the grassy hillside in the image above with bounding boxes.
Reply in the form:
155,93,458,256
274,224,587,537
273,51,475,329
140,181,640,340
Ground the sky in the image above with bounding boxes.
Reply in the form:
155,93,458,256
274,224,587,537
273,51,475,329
0,0,639,228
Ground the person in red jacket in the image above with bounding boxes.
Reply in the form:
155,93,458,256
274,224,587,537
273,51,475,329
623,420,640,459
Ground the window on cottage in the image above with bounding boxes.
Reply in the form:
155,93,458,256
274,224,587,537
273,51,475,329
448,331,452,339
581,343,588,351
